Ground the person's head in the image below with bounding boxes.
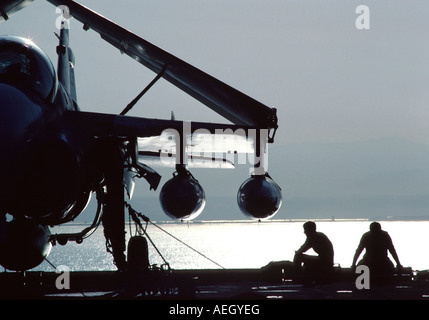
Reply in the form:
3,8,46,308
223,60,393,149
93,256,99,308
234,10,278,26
370,222,382,232
303,221,317,236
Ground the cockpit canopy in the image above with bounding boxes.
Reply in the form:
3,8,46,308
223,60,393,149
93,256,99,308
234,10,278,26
0,36,56,102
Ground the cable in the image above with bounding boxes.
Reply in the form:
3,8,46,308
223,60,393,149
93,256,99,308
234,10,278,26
43,256,87,298
149,220,225,269
127,204,170,268
125,202,225,269
44,256,57,270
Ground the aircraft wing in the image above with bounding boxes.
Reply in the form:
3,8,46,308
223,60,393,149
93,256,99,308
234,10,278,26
66,111,257,169
137,131,253,169
47,0,278,133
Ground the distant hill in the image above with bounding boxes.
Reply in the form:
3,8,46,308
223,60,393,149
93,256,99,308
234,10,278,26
270,137,429,220
75,137,429,222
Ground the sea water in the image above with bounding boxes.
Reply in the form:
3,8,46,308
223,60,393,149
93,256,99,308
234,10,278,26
28,220,429,272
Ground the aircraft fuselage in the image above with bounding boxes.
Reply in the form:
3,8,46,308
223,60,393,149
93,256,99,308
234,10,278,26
0,36,90,226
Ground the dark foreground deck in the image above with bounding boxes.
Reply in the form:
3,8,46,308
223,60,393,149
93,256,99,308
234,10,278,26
1,266,429,300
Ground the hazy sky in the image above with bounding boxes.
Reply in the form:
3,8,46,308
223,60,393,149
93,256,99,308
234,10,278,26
2,0,429,147
2,0,429,223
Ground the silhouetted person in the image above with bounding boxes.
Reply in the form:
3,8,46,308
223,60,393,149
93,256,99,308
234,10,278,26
352,222,402,275
294,221,334,271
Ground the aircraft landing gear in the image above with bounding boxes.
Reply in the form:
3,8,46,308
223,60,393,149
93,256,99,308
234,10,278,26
92,138,127,271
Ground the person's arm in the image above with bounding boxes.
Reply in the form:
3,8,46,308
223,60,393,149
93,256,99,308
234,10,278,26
296,238,310,255
387,234,402,268
352,238,364,268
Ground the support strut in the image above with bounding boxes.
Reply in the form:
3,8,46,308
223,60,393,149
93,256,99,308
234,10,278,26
93,138,127,271
120,64,168,116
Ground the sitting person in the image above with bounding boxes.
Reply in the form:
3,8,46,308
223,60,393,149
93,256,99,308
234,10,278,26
352,222,402,275
262,221,334,283
294,221,334,272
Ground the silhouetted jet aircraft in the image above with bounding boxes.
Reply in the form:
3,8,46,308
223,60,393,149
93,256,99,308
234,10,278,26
0,0,281,271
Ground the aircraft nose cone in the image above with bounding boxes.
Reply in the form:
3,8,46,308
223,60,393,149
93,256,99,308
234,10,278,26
0,83,45,204
0,83,44,150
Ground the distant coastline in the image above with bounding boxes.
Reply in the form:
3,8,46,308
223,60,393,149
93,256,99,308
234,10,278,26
60,215,429,228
